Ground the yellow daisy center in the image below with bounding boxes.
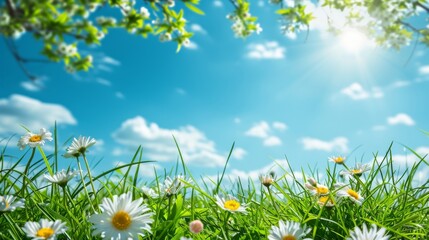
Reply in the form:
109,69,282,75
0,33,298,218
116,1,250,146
333,157,345,163
282,235,296,240
319,196,335,206
351,169,362,174
36,228,54,238
111,210,132,230
347,189,360,200
5,200,10,209
319,196,329,203
316,186,329,195
224,200,240,211
29,135,42,142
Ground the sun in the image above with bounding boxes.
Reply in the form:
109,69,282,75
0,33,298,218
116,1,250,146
339,28,369,53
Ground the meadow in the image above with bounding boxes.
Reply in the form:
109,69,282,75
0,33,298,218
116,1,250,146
0,127,428,240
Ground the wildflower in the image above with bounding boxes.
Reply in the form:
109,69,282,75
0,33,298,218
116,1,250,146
160,175,190,197
22,219,67,240
305,179,329,196
44,169,79,187
0,195,25,212
340,163,371,178
17,128,53,150
58,43,77,57
329,156,345,164
335,183,364,205
255,23,263,34
182,38,190,47
215,195,248,214
317,195,335,208
268,220,312,240
63,136,96,158
347,223,389,240
140,7,150,18
189,220,203,234
167,0,175,7
96,31,105,40
89,192,153,239
159,32,172,42
259,173,275,187
141,186,160,198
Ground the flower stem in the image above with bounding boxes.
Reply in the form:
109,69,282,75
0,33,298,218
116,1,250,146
82,153,97,198
76,157,96,212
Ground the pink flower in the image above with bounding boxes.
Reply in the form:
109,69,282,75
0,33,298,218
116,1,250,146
189,220,203,234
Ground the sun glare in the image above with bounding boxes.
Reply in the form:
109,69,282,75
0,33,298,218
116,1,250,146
339,28,369,53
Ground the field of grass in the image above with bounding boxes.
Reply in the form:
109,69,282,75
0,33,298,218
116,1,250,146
1,128,428,239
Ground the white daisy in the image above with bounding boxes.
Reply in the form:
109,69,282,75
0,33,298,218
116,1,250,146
259,173,275,187
268,220,312,240
329,156,346,164
347,223,389,240
63,136,96,158
89,192,153,239
0,195,25,212
335,183,364,205
317,195,335,208
44,169,79,187
305,179,329,196
141,186,159,199
22,219,67,240
215,195,248,214
160,175,190,197
340,163,371,178
17,128,53,150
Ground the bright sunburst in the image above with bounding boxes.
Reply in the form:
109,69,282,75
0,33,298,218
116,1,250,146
339,28,369,53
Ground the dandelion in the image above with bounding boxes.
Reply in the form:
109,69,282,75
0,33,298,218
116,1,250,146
215,195,248,214
17,128,53,150
63,136,96,158
44,169,79,187
347,223,389,240
0,195,25,212
268,220,312,240
189,220,203,234
329,156,345,164
340,163,371,178
260,173,275,187
89,192,153,239
335,183,364,205
22,219,67,240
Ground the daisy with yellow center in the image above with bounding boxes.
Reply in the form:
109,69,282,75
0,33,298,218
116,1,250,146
335,183,364,205
0,195,25,212
89,192,153,239
17,128,53,150
346,223,389,240
63,136,96,158
317,196,335,208
215,195,248,214
305,178,330,196
22,219,67,240
340,163,371,178
329,156,346,164
268,220,312,240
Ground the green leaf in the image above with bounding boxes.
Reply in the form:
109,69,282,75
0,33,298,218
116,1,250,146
184,2,205,15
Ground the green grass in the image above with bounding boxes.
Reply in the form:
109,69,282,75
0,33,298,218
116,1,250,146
0,129,428,239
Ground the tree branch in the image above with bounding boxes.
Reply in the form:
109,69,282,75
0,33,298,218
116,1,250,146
416,2,429,14
5,0,16,18
3,38,38,81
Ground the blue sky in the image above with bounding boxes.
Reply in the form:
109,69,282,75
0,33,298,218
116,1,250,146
1,0,429,184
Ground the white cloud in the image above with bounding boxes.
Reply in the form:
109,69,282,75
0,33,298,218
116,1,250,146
301,137,348,152
245,121,284,147
284,31,297,40
115,92,125,99
96,78,112,86
247,42,285,59
101,56,121,66
112,116,227,167
392,147,429,166
418,65,429,75
213,0,223,7
341,83,383,100
0,94,77,135
232,147,247,160
190,24,207,35
272,121,287,131
264,136,282,146
20,76,47,92
184,41,198,50
387,113,415,126
390,80,410,88
245,121,270,138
